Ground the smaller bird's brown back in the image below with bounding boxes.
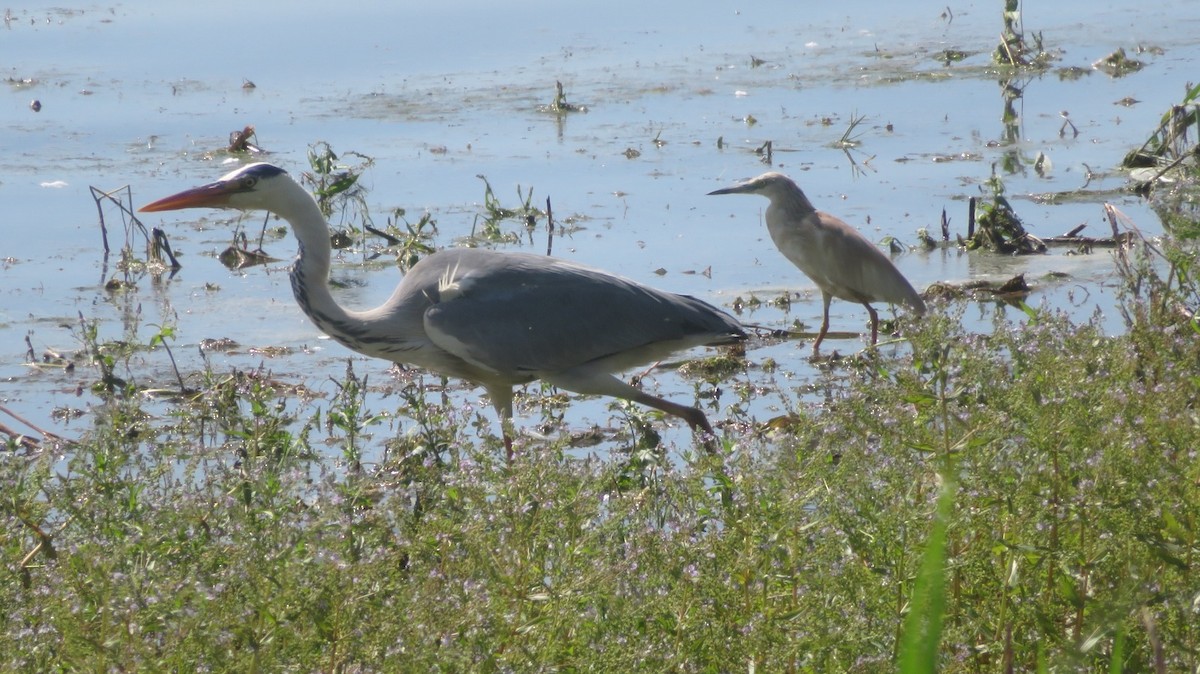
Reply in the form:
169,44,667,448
745,174,924,314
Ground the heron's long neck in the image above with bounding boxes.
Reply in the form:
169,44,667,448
275,194,357,332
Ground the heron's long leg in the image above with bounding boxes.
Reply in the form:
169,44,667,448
486,385,516,462
542,369,719,452
630,390,721,455
862,302,879,345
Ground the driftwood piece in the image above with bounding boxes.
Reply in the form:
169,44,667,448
924,274,1032,303
1040,232,1134,248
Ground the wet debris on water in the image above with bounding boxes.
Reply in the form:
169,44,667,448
993,0,1055,68
923,274,1031,303
1092,47,1144,77
91,183,182,284
969,196,1046,254
539,80,587,114
959,192,1135,254
1055,66,1091,81
200,338,240,352
1,403,71,453
730,292,794,316
247,346,294,358
1057,111,1078,138
948,190,1135,258
1123,83,1200,193
219,241,277,270
755,140,772,165
675,352,746,382
965,169,1048,254
995,273,1031,296
227,125,263,153
935,49,969,65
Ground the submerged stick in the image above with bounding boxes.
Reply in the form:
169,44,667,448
545,196,554,257
0,403,76,446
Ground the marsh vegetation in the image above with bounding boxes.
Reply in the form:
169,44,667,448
5,1,1200,671
7,112,1200,667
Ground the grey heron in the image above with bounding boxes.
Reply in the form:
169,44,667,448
708,172,925,354
141,162,745,457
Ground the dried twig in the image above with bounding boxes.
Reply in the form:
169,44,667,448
0,403,77,447
545,196,555,257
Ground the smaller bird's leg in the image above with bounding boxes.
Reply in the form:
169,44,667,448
812,293,834,355
862,303,880,345
812,322,829,355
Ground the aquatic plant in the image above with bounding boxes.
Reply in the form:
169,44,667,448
471,174,541,242
967,169,1047,254
993,0,1054,68
538,80,587,114
302,141,375,224
1125,82,1200,194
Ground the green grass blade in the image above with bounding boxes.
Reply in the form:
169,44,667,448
898,477,955,673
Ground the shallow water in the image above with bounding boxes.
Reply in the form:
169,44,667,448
3,1,1197,454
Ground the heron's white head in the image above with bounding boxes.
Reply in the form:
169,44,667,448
140,162,298,215
707,172,800,199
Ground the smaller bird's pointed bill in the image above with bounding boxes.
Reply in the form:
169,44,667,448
707,183,749,196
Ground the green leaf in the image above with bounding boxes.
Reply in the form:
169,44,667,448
315,173,360,198
1016,301,1039,322
897,476,955,672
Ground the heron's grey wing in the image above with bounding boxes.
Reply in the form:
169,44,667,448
423,253,741,378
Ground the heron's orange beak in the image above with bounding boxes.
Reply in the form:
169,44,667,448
139,180,238,213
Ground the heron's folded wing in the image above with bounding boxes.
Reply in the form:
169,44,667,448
423,259,738,377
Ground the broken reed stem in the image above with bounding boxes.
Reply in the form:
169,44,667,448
545,196,555,257
152,228,182,269
0,403,76,446
90,184,153,257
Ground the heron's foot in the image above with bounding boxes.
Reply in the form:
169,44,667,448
675,407,724,455
807,349,845,365
697,431,723,455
